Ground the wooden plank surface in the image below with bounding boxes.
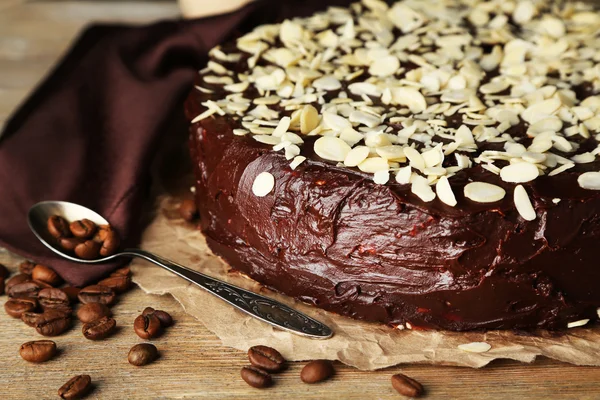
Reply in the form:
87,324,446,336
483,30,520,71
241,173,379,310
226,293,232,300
0,1,599,399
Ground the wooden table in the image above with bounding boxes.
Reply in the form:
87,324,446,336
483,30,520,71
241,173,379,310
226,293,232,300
1,1,599,399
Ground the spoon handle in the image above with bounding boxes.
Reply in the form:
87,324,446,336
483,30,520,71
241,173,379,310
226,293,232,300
123,249,333,339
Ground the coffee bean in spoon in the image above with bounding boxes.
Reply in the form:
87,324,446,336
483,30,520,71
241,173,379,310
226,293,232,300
240,366,272,388
19,260,37,275
59,237,84,252
4,298,37,318
99,228,120,257
47,216,71,239
248,345,285,372
74,240,101,260
142,307,173,328
128,343,158,366
69,219,97,239
32,264,62,286
391,373,424,397
78,285,116,305
300,360,334,384
58,375,91,400
19,340,57,363
77,302,111,323
133,313,162,339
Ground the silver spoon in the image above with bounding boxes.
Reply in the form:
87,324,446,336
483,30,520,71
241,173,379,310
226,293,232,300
28,200,333,339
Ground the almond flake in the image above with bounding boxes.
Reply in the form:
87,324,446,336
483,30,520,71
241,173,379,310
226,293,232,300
436,176,457,207
323,111,352,132
369,55,400,78
224,81,249,93
391,87,427,113
500,162,539,183
548,163,574,176
339,127,364,146
373,170,390,184
521,98,561,124
252,172,275,197
233,129,249,136
578,172,600,190
411,175,436,202
349,110,381,128
300,105,320,134
403,147,426,171
395,166,412,184
458,342,491,353
290,156,306,170
313,76,342,91
388,3,425,33
464,182,506,203
567,319,590,329
273,116,291,137
314,136,351,162
514,185,536,221
376,145,406,161
571,153,595,164
344,146,370,167
358,157,389,173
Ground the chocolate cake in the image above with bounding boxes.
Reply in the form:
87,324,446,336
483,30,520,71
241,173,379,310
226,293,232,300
185,0,600,330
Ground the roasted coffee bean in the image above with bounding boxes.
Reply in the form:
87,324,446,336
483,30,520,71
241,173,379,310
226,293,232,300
248,345,285,372
74,240,101,260
93,225,110,242
59,237,84,252
142,307,173,328
97,275,130,293
48,215,71,239
0,263,8,279
21,311,43,327
99,229,120,257
179,199,199,221
62,286,81,303
300,360,334,384
38,288,70,310
82,316,116,340
8,281,42,299
110,266,131,277
19,260,37,275
32,264,62,286
78,285,115,305
77,302,111,323
5,273,31,292
391,374,424,397
4,298,37,318
34,309,71,336
0,277,4,296
133,313,161,339
128,343,158,366
58,375,91,400
19,340,57,363
241,366,272,388
69,219,97,239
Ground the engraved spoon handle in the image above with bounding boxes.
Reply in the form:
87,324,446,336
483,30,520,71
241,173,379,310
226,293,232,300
121,248,333,339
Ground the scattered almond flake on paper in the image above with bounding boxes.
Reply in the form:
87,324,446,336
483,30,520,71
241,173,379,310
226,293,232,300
458,342,492,353
252,172,275,197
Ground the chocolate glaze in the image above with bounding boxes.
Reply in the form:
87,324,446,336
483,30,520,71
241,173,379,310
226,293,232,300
184,102,600,330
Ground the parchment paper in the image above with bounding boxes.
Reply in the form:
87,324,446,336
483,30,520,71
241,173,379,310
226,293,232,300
131,194,600,370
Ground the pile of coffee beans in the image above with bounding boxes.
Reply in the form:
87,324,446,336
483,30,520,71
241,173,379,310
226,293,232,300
47,215,120,259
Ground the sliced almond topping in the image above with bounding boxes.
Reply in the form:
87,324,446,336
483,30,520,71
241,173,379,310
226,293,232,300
273,116,291,137
464,182,506,203
458,342,491,353
376,145,406,161
578,172,600,190
411,175,436,202
391,87,427,113
373,170,390,184
252,172,275,197
358,157,389,173
314,136,352,162
436,176,457,207
323,111,352,132
395,166,412,184
313,76,342,91
567,319,590,329
369,55,400,78
500,162,539,183
300,105,320,134
344,146,370,167
514,185,536,221
290,156,306,170
404,147,426,171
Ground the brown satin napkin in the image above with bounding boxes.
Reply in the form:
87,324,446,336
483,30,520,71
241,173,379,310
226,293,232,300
0,0,351,286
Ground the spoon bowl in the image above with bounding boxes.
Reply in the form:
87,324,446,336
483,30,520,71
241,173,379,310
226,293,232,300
27,200,333,339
